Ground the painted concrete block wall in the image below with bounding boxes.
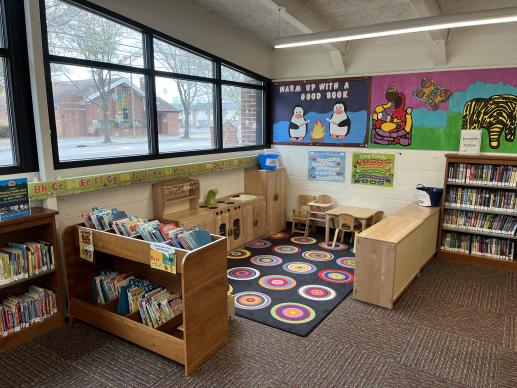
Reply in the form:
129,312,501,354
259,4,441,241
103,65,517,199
275,144,447,220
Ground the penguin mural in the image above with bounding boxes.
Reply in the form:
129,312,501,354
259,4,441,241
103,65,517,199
289,105,310,141
327,102,351,139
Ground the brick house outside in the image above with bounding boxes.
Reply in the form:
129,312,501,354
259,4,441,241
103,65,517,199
52,77,182,138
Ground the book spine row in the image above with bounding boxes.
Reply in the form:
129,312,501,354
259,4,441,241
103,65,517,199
0,286,57,337
446,186,517,212
0,242,55,286
441,232,515,261
444,209,517,236
447,163,517,187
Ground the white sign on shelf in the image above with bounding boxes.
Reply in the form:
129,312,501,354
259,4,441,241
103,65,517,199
459,129,482,155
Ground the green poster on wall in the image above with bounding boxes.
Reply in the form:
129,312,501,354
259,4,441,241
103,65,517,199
352,153,395,187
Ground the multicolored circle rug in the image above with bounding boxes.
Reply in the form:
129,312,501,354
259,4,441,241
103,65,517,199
250,255,283,267
227,249,252,260
227,267,260,281
318,242,348,251
269,232,290,239
227,230,355,337
282,262,317,274
318,269,354,284
272,245,301,254
234,291,271,310
290,236,317,245
271,303,316,324
259,275,297,290
336,257,355,269
298,285,337,301
302,250,334,261
246,240,272,249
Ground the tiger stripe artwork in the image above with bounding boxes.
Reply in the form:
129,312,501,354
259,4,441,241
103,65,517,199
369,67,517,153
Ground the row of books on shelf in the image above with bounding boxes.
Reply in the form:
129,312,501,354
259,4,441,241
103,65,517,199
0,241,55,285
441,231,515,261
82,208,211,250
448,163,517,187
446,186,517,213
0,286,57,337
93,271,182,329
443,209,517,236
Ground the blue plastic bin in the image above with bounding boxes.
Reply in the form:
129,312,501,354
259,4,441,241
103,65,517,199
258,154,280,170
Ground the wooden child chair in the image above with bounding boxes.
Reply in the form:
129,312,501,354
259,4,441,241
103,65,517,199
291,194,316,235
366,210,385,227
332,213,363,248
305,194,334,236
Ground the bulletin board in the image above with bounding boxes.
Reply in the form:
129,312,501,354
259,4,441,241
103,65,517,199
272,77,370,147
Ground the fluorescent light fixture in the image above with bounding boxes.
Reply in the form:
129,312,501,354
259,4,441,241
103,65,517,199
274,6,517,48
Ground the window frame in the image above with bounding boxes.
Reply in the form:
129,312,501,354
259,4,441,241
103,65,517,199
39,0,270,170
0,0,39,175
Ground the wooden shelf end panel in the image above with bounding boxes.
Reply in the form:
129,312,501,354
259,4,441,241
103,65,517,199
182,237,228,376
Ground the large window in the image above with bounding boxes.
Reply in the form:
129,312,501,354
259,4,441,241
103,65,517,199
0,1,38,174
41,0,269,169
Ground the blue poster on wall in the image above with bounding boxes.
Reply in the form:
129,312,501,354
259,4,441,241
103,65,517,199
308,151,346,182
273,77,370,147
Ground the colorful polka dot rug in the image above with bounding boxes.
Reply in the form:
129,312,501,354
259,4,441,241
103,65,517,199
227,231,355,337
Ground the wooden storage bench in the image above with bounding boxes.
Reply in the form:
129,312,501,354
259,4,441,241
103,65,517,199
354,203,440,309
62,225,228,376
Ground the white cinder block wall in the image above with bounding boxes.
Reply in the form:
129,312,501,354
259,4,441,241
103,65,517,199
276,145,446,219
273,22,517,220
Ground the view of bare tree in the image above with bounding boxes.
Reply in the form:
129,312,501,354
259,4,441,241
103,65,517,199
45,0,142,143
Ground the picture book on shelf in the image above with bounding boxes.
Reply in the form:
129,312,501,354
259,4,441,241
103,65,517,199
0,241,55,285
92,270,182,328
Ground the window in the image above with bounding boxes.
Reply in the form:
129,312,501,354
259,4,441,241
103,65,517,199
0,0,38,174
41,0,268,169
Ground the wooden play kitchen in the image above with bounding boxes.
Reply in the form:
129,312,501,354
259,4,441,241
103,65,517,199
154,168,286,250
62,224,228,376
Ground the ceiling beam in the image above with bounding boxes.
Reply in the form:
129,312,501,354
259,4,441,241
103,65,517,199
408,0,447,66
258,0,347,73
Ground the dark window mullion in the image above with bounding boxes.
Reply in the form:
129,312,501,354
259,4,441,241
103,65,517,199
47,54,148,75
145,32,158,155
215,62,222,150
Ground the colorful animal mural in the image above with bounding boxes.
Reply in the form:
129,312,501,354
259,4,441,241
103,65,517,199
414,77,452,111
462,95,517,149
369,67,517,152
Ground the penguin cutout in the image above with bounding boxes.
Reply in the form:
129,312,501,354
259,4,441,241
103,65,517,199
327,101,351,139
289,105,310,141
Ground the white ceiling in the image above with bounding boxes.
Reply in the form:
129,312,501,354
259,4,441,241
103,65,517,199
188,0,517,45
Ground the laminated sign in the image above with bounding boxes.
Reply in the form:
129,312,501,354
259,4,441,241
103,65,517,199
78,227,94,262
150,243,176,274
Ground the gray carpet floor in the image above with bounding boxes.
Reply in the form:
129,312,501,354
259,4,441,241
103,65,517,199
1,258,517,387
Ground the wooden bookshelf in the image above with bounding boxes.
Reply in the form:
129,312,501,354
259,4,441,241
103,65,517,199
438,154,517,269
0,207,65,352
62,225,228,376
